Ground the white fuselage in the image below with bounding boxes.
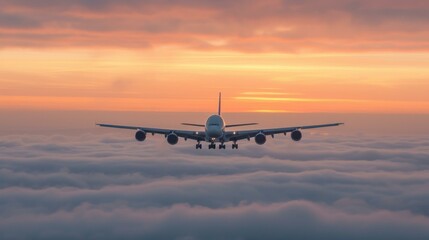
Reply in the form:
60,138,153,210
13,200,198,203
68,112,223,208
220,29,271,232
205,115,225,142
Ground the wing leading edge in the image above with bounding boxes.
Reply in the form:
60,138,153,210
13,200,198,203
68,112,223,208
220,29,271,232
225,123,344,141
96,123,205,141
97,122,343,143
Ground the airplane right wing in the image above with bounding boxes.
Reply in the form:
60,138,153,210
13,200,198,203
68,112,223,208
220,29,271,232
224,123,344,142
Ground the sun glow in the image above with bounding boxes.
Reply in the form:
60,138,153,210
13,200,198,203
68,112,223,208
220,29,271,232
1,48,429,113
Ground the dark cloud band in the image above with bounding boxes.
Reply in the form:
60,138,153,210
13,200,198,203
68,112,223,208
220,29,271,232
1,0,429,51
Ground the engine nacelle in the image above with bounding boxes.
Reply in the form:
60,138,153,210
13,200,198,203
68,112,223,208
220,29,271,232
291,130,302,142
167,133,179,145
135,130,146,142
255,133,267,145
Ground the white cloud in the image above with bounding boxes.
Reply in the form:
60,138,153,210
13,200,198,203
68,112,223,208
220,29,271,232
1,132,429,239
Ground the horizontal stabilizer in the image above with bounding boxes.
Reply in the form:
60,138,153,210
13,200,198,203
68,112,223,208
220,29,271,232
182,123,205,127
225,123,258,128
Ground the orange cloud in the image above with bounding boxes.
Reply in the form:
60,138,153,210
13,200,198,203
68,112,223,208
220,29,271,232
1,0,429,52
1,1,429,113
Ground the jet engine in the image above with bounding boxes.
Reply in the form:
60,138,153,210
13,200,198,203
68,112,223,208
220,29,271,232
167,133,179,145
255,133,267,145
135,130,146,142
291,130,302,142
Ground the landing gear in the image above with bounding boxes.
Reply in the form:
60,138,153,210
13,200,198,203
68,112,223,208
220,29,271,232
219,143,226,149
232,143,239,149
195,143,202,149
208,143,216,149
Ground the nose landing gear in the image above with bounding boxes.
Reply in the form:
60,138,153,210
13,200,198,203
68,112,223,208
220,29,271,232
219,143,226,149
196,143,202,149
208,143,216,149
232,143,239,149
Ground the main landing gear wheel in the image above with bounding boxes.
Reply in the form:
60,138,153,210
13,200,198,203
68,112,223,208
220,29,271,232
232,143,239,149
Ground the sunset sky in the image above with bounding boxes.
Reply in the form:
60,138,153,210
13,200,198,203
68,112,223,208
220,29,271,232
1,0,429,113
3,2,429,240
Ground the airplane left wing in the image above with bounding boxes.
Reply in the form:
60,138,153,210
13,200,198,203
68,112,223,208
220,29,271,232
224,123,344,141
96,123,206,141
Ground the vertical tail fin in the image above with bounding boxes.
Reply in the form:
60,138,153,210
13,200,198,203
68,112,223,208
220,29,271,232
218,92,222,116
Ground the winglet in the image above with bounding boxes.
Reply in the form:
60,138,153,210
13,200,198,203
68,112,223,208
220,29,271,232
218,92,222,116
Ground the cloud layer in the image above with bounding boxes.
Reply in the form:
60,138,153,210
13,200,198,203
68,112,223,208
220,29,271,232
1,130,429,239
1,0,429,52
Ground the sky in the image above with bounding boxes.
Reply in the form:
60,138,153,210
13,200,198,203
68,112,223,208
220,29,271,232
1,1,429,239
1,0,429,113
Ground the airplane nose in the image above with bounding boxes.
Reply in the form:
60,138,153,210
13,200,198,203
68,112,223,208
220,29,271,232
207,126,222,138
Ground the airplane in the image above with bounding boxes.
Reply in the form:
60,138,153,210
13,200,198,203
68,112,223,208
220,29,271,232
97,93,343,149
